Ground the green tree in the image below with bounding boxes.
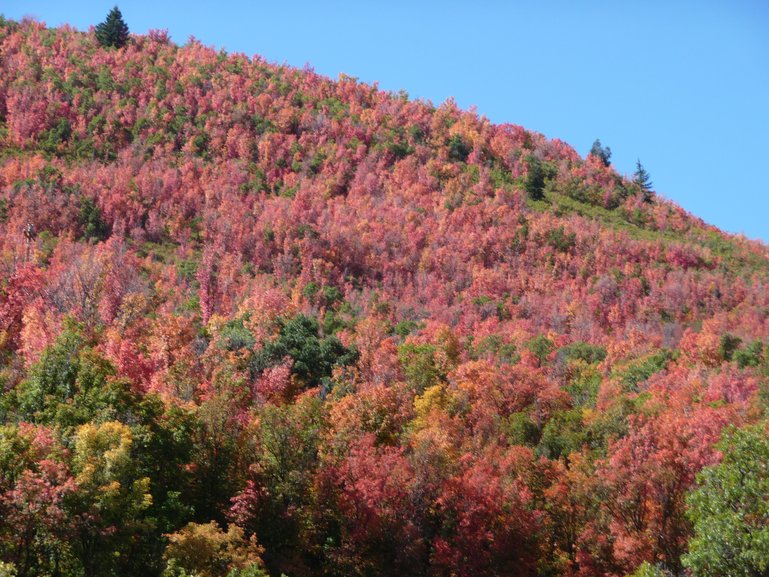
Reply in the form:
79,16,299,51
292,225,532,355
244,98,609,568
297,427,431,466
397,342,441,393
14,325,147,431
734,340,764,368
250,315,358,389
79,196,110,241
95,6,129,49
526,334,554,367
15,322,84,423
628,562,673,577
633,159,654,202
447,134,471,162
718,333,742,362
589,139,611,166
71,421,154,577
682,424,769,577
234,395,325,573
524,155,547,200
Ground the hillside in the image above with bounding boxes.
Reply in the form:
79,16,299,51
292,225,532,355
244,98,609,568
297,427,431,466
0,17,768,577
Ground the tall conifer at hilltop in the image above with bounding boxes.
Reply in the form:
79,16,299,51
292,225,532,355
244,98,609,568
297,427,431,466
589,139,612,166
95,6,129,48
633,159,654,203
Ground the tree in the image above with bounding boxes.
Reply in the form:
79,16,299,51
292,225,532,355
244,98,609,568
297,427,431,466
250,315,358,390
162,522,265,577
95,6,129,49
628,562,673,577
231,395,325,572
589,401,727,575
633,159,654,202
79,196,110,241
306,435,422,577
682,424,769,577
431,451,542,577
15,322,84,423
589,139,612,167
0,424,76,577
70,421,154,577
524,156,547,200
447,135,471,163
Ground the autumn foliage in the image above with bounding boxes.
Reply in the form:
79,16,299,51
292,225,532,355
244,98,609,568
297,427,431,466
0,16,768,577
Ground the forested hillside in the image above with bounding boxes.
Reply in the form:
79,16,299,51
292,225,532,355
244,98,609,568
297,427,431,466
0,17,768,577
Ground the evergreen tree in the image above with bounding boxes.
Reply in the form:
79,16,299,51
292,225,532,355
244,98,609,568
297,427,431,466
633,159,654,202
524,156,547,201
79,196,110,241
589,139,612,167
95,6,129,49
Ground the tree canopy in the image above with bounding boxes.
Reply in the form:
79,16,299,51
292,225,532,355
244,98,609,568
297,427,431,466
683,424,769,577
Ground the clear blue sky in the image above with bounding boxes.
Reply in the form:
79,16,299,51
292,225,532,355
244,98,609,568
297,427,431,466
5,1,769,242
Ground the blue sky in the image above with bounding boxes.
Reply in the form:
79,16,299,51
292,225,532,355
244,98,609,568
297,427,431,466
5,1,769,241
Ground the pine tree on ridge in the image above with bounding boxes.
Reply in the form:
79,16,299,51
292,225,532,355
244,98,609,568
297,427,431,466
95,6,129,49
